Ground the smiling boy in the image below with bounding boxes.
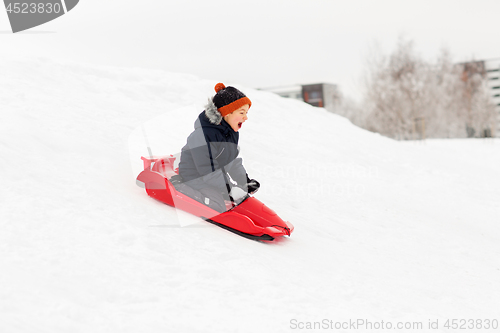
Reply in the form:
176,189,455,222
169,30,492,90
176,83,259,212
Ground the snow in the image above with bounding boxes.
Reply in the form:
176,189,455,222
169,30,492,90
1,56,500,332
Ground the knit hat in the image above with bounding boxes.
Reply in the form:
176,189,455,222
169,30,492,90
212,83,252,117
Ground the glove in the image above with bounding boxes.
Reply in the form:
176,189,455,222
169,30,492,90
229,186,247,203
247,179,260,194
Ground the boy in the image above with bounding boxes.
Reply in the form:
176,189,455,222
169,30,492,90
175,83,260,213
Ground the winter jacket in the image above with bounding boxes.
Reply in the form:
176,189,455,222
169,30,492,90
178,106,247,193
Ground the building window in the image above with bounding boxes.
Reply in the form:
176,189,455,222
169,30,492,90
309,91,321,100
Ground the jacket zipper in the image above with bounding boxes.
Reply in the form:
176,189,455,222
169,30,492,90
214,148,225,159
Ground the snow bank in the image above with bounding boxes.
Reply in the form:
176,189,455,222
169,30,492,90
1,56,499,332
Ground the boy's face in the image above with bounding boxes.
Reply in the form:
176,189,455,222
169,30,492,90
224,104,249,132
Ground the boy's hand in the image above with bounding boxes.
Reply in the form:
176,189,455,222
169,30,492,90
230,186,247,202
247,179,260,194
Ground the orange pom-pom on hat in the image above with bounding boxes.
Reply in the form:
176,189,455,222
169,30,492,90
212,82,251,117
214,82,226,93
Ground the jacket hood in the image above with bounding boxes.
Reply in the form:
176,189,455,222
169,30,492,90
204,98,222,125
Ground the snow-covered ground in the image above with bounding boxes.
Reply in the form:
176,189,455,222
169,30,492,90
1,57,499,333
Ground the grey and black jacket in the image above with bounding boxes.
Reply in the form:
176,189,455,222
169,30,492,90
178,100,247,193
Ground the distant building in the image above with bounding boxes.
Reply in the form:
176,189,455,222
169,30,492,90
259,83,340,113
484,59,500,134
459,58,500,137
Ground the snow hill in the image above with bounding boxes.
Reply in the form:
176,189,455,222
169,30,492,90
1,57,500,333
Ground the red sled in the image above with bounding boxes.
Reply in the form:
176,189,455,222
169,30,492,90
136,155,294,241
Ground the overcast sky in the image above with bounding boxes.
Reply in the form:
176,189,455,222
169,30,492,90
2,0,499,100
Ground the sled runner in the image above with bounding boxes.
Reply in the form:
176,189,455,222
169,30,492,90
136,155,294,241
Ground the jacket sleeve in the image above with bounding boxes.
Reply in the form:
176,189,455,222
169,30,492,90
198,157,247,194
225,157,248,189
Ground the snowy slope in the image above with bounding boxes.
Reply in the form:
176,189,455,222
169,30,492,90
1,57,500,333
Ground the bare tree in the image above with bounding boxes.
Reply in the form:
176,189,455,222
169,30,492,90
360,38,497,139
427,48,465,138
363,37,429,139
